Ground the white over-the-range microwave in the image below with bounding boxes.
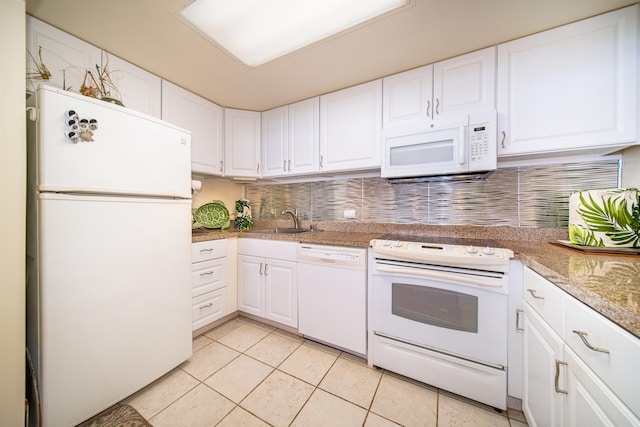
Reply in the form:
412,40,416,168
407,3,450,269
381,110,497,179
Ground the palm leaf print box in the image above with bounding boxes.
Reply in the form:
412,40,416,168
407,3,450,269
569,188,640,248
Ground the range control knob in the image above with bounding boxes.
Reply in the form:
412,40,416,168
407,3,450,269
382,240,390,247
466,246,477,254
394,240,402,248
482,247,495,255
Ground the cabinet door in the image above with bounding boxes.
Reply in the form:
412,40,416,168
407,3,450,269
102,52,161,118
264,259,297,328
237,255,264,317
433,46,496,119
261,106,289,177
320,80,382,172
497,5,638,157
564,347,640,427
162,80,224,175
523,303,565,427
382,65,433,128
289,97,320,175
225,108,261,178
26,16,102,94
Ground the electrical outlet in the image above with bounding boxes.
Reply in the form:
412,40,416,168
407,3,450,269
343,209,357,219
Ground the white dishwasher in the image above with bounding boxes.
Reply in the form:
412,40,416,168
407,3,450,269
297,243,367,357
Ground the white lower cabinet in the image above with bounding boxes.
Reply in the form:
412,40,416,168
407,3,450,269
522,268,640,427
523,303,565,427
191,240,228,331
237,239,297,328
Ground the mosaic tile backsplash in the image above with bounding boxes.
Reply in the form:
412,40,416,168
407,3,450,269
245,159,619,228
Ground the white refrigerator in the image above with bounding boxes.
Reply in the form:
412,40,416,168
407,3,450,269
26,85,193,427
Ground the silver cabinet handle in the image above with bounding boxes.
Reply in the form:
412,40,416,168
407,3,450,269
527,289,544,300
501,131,506,149
283,160,287,172
572,330,610,354
265,264,270,276
219,160,223,173
516,308,524,332
287,159,291,171
199,303,213,309
426,100,431,118
257,163,260,174
200,271,213,276
435,98,440,115
200,248,213,252
259,263,264,275
554,360,568,394
320,155,324,168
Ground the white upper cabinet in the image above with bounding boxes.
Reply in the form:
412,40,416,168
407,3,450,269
102,52,161,118
288,97,320,175
383,47,496,128
262,106,289,177
161,80,224,176
383,65,433,128
262,97,320,177
225,108,261,178
26,16,102,95
320,80,382,172
497,5,639,158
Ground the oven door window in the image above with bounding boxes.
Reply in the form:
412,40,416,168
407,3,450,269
392,282,478,333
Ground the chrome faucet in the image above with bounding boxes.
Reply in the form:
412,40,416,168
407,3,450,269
281,208,299,229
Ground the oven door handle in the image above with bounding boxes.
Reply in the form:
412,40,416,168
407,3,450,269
375,265,505,289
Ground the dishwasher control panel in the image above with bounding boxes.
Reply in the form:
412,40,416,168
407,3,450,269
297,244,366,268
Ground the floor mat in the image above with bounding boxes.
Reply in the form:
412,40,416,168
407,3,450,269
76,404,151,427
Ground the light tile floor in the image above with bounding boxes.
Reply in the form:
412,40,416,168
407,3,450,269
123,316,530,427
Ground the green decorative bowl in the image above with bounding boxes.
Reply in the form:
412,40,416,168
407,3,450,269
194,201,230,229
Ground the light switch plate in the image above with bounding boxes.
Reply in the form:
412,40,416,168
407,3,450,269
343,209,357,219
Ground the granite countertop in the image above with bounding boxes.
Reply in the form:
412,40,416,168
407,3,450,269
501,240,640,340
192,225,640,339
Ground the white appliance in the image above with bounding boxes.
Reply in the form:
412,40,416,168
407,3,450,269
297,244,367,356
26,85,193,427
381,110,497,178
368,236,514,410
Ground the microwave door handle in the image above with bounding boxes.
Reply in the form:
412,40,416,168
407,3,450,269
375,265,503,288
458,127,465,165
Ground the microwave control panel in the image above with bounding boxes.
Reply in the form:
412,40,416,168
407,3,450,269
469,124,490,163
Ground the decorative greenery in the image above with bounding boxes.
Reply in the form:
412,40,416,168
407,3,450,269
568,224,604,247
575,189,639,248
235,199,253,230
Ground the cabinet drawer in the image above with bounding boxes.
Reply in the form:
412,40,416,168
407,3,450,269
192,239,227,263
563,295,640,417
192,289,226,331
237,238,297,261
192,258,227,297
523,268,564,337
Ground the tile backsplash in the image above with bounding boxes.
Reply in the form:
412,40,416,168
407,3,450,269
246,159,619,228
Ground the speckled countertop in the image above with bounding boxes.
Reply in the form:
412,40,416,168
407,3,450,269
192,222,640,339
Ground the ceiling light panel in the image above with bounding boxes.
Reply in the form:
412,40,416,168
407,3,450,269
181,0,408,67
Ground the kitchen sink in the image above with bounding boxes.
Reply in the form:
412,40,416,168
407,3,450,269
248,228,313,235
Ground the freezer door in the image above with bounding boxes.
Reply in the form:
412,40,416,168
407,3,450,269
36,193,192,427
35,85,191,198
